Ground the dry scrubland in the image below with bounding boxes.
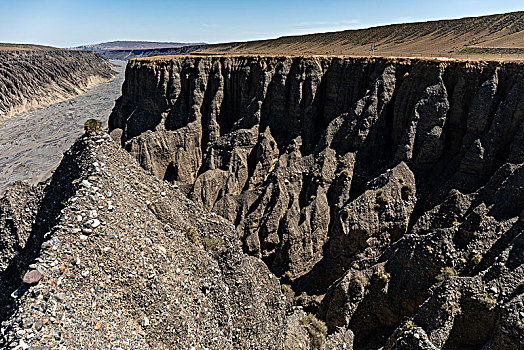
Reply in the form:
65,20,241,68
195,11,524,60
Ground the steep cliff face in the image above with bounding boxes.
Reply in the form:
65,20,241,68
109,56,523,349
0,49,116,122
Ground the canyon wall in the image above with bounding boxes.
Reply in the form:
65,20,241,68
108,56,523,349
0,50,116,122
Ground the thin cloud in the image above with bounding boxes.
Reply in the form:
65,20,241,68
295,19,360,27
200,23,218,30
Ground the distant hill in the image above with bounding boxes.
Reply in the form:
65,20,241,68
0,43,58,51
73,41,206,51
197,11,524,56
93,45,206,60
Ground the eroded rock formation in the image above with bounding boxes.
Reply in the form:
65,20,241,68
0,49,116,122
109,56,523,349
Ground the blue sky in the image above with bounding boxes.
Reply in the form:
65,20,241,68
0,0,522,47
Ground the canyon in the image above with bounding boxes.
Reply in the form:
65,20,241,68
0,21,522,349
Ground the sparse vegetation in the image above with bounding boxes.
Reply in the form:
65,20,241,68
338,169,351,178
184,224,200,243
376,189,388,207
373,267,391,283
202,236,227,258
471,253,482,265
478,292,497,310
401,185,413,200
84,118,102,133
436,267,458,281
405,320,417,330
300,314,328,350
184,224,226,258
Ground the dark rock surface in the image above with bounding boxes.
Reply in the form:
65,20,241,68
0,49,116,122
108,56,523,349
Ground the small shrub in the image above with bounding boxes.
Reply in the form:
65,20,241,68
202,236,226,258
520,279,524,288
478,292,497,310
373,267,391,283
84,119,102,133
281,284,290,293
310,195,316,200
436,267,457,281
300,314,328,350
376,190,388,207
471,253,482,265
398,177,405,184
405,320,417,330
352,262,360,269
285,271,293,280
401,185,413,200
426,245,434,253
338,169,351,178
344,207,351,218
452,221,461,227
184,224,200,243
517,320,524,330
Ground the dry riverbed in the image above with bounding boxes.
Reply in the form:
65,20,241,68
0,60,126,194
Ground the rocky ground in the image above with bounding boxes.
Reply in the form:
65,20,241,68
0,61,126,195
0,132,289,349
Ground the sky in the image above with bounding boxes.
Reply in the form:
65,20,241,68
0,0,522,47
